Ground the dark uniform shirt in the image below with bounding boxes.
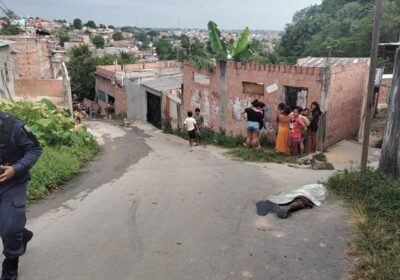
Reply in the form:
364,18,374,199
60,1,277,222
0,112,42,188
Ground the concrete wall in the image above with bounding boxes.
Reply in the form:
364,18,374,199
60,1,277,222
14,79,64,104
95,75,127,114
96,61,181,79
183,61,323,136
326,62,369,147
126,80,182,130
126,80,146,121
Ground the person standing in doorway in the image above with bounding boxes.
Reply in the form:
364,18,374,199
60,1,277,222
0,112,42,280
310,102,322,153
288,107,306,156
194,108,204,146
184,111,198,147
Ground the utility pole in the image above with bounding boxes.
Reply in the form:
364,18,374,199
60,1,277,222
379,23,400,177
61,62,73,118
361,0,384,170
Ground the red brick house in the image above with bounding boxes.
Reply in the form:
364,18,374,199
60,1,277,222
95,61,181,115
183,57,370,149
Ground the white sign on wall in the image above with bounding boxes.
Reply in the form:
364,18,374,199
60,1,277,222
266,83,279,94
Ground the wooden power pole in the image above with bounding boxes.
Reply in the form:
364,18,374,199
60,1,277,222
379,42,400,177
361,0,384,170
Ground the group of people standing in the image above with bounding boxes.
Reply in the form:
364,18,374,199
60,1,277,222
275,102,322,155
184,100,322,156
73,101,115,124
241,100,266,149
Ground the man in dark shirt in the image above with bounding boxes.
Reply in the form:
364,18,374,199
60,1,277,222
194,108,204,146
0,112,42,280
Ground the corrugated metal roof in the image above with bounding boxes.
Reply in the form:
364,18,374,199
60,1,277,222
297,57,369,67
141,75,183,92
0,40,15,48
379,42,400,46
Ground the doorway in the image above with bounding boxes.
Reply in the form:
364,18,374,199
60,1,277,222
285,86,308,109
146,91,162,128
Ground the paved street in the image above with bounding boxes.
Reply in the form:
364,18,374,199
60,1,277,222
18,121,350,280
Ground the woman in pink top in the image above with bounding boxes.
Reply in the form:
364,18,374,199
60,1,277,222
289,107,306,156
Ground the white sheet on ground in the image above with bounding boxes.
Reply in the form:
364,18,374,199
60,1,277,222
267,184,327,206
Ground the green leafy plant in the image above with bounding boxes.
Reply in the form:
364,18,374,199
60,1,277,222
327,170,400,279
0,99,99,201
0,99,96,146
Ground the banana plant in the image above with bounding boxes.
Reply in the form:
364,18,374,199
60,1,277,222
190,21,254,70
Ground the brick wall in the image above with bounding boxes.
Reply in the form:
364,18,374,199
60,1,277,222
378,78,392,104
95,75,126,114
325,62,369,146
96,61,181,77
95,61,181,114
14,79,64,104
183,61,323,136
1,36,53,80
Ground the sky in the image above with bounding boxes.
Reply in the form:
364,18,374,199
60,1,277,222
9,0,322,30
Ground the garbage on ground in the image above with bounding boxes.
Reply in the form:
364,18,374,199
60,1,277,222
296,154,335,170
256,184,327,219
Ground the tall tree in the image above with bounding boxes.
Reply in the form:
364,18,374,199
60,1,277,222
67,45,96,100
277,0,400,70
59,31,70,47
73,18,82,29
155,38,174,60
95,53,136,65
92,35,105,49
0,19,21,35
112,31,124,41
85,20,96,29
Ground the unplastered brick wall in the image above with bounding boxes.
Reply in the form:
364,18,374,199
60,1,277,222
14,79,64,104
378,78,392,104
95,61,180,114
4,37,53,80
95,75,126,114
183,61,323,136
325,62,369,146
96,61,181,77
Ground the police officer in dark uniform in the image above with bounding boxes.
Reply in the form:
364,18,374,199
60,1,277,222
0,111,42,280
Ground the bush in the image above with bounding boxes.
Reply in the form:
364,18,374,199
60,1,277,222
0,99,95,146
29,142,99,200
327,170,400,279
228,148,297,163
1,99,99,200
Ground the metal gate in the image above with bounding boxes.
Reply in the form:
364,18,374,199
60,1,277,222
285,86,308,109
146,92,162,128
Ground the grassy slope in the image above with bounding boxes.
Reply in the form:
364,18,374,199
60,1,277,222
327,170,400,279
28,142,99,201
